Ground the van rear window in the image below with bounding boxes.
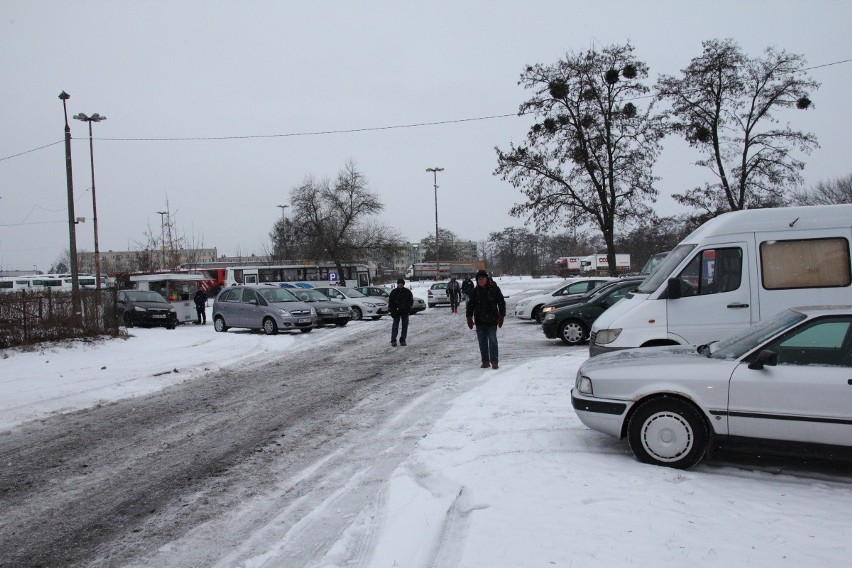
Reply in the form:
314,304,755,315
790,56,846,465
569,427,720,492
760,238,851,289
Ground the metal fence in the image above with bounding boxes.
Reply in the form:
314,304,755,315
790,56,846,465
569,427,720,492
0,288,121,348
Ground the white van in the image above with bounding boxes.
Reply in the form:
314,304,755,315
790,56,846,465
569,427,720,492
590,204,852,356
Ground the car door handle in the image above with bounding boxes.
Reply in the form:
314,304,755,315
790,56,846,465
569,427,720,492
727,303,749,309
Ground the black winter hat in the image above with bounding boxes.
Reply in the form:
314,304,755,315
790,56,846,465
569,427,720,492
397,278,405,285
475,269,489,279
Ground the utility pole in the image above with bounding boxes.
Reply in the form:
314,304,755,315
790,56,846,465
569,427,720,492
73,112,107,289
156,211,168,270
59,91,81,318
426,167,444,281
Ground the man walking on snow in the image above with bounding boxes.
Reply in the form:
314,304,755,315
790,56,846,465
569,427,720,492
388,278,414,346
466,269,505,369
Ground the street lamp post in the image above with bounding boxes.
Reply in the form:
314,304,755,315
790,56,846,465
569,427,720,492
59,91,81,316
425,167,444,280
73,112,106,290
156,211,168,270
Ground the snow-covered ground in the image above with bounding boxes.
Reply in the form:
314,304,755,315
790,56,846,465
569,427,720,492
3,277,852,567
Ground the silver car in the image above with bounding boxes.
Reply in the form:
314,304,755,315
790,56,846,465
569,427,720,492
354,285,426,314
572,306,852,469
212,285,317,335
290,288,352,326
312,286,388,320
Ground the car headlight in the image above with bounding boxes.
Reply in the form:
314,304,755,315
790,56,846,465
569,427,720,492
576,375,594,395
134,306,146,312
594,328,622,345
278,308,292,317
169,306,176,313
542,306,556,314
309,307,316,316
543,312,556,321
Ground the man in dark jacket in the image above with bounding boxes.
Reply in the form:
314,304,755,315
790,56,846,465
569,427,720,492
193,288,208,325
388,278,414,346
461,276,474,302
466,269,506,369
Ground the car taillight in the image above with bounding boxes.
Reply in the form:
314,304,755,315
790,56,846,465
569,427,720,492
428,291,433,297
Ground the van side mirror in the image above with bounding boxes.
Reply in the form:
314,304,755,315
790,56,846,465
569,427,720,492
666,278,682,300
748,349,778,370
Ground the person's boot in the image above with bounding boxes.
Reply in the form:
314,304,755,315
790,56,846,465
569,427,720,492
480,362,490,368
491,362,499,369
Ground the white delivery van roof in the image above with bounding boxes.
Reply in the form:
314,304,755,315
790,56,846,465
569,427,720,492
681,204,852,244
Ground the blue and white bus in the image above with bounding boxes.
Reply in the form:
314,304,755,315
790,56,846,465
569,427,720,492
224,263,372,289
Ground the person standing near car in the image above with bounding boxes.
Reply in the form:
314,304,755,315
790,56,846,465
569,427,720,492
461,276,474,302
466,270,506,369
447,276,462,313
193,288,208,325
388,278,414,346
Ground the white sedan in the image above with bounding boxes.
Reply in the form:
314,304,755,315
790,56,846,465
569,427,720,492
513,277,613,322
572,306,852,469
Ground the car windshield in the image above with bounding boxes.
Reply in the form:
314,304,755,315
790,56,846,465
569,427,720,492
126,291,168,303
339,287,366,298
637,243,696,294
292,289,327,302
586,280,635,302
710,309,808,360
257,287,299,303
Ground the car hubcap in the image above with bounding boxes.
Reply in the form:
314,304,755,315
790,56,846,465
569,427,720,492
563,323,584,343
641,411,693,462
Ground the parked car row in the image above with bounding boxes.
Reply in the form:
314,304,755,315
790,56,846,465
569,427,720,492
354,286,427,314
514,277,614,323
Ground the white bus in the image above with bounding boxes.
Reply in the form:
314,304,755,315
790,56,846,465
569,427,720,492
224,263,372,289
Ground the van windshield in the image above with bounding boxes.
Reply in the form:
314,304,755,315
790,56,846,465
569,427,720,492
637,244,696,294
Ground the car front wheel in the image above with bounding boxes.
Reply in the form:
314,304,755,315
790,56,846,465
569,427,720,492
351,306,363,320
558,319,587,345
214,316,228,333
262,317,278,335
627,396,709,469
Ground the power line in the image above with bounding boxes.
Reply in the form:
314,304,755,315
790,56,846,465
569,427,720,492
98,113,522,142
0,140,63,162
1,57,849,161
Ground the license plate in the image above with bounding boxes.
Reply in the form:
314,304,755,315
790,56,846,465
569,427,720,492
298,318,310,323
152,314,166,319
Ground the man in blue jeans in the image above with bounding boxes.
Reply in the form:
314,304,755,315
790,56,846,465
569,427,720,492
388,278,414,346
466,270,506,369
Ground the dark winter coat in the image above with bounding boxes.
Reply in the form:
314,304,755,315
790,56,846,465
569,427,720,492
388,286,414,316
465,281,506,326
461,278,474,296
193,289,208,308
447,278,461,302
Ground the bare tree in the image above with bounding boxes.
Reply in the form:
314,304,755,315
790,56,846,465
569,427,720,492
790,174,852,206
495,42,666,276
278,161,404,279
657,39,819,213
419,228,461,262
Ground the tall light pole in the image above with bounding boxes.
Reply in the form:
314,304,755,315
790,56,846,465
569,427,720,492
73,112,106,289
59,91,80,316
425,167,444,280
156,211,168,270
277,204,289,219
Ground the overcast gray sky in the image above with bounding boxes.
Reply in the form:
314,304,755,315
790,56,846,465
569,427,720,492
2,0,851,272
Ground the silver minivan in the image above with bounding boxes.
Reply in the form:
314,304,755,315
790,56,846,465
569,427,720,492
213,285,317,335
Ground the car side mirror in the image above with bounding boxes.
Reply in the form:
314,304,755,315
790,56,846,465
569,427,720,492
748,349,778,370
666,278,682,300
